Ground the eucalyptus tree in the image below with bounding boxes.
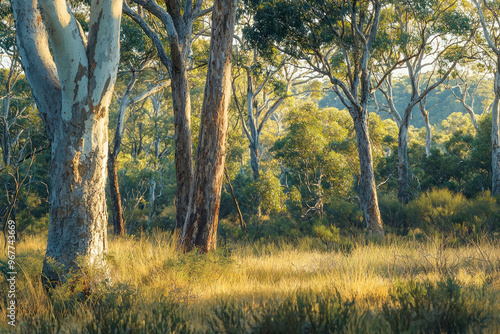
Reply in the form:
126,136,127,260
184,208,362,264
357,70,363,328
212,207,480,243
472,0,500,196
122,0,212,229
109,62,169,235
10,0,122,283
243,0,411,236
180,0,238,252
373,0,473,204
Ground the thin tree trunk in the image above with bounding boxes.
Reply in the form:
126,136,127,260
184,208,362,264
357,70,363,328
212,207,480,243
171,58,194,230
353,111,384,237
224,167,246,230
148,178,156,228
108,153,125,236
398,120,410,204
180,0,237,252
250,139,260,181
422,110,432,157
492,64,500,195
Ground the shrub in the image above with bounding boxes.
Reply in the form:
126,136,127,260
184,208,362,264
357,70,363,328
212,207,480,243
382,278,492,333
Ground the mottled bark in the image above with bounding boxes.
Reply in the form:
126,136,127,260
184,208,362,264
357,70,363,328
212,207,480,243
353,111,384,237
180,0,237,252
11,0,122,284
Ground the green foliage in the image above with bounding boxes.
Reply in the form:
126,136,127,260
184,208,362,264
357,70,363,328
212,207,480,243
208,290,372,334
378,189,499,237
257,170,287,214
382,278,492,334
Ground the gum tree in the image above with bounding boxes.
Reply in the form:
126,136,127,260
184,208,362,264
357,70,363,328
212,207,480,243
373,0,473,203
123,0,212,229
10,0,122,283
244,0,406,236
180,0,238,252
472,0,500,196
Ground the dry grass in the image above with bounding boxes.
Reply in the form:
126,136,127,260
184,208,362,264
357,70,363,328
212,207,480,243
1,232,499,332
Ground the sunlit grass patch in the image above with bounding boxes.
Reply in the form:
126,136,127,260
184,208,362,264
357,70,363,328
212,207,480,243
0,232,499,332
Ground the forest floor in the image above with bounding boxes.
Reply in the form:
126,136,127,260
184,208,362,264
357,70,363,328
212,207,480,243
0,232,499,333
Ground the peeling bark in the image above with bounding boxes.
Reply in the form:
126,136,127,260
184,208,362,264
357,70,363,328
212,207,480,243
11,0,122,284
180,0,237,252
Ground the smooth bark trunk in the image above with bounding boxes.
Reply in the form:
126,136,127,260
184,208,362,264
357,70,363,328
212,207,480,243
424,115,432,157
250,139,260,181
171,62,194,229
180,0,237,252
353,111,384,237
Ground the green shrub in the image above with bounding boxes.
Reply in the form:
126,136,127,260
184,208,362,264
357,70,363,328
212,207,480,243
382,278,492,333
208,291,374,334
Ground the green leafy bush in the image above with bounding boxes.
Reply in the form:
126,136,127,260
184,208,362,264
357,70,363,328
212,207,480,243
382,278,492,334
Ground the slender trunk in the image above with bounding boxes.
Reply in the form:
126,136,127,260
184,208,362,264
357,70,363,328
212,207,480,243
108,153,125,236
398,121,410,204
148,178,156,228
353,111,384,237
180,0,237,252
422,111,432,157
171,57,194,230
250,137,260,181
1,95,11,166
492,66,500,196
224,167,246,230
466,106,479,131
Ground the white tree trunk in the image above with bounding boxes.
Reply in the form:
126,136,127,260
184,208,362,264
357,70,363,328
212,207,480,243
11,0,122,284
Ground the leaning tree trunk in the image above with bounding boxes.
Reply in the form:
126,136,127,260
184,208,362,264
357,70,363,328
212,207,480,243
180,0,237,252
492,63,500,196
397,116,410,204
12,0,122,284
353,111,384,237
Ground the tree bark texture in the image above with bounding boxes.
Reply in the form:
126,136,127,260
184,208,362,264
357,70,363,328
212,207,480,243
11,0,122,283
108,154,125,236
180,0,237,252
123,0,197,230
353,111,384,237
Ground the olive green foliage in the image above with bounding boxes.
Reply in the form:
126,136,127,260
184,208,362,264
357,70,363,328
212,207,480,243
377,113,492,200
382,278,492,334
271,103,355,215
257,170,287,214
379,189,499,237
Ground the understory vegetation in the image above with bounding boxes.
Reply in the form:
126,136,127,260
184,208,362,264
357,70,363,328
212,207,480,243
1,233,499,333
